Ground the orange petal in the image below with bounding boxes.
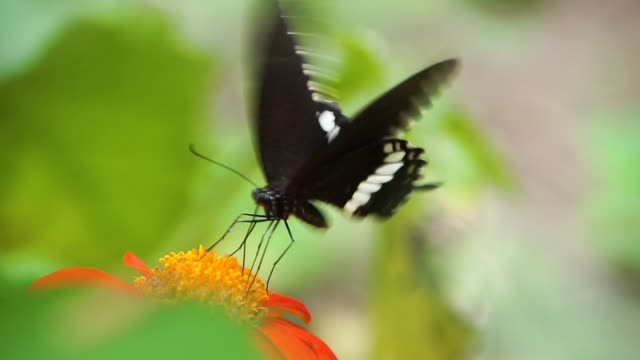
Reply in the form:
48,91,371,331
265,291,311,323
30,267,137,294
258,318,337,360
123,251,150,274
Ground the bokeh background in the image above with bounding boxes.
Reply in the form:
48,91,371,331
2,0,640,359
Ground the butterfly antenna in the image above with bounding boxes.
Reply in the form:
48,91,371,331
189,144,259,188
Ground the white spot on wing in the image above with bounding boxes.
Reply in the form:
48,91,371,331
302,64,338,81
303,69,337,82
318,111,336,132
327,127,340,142
352,191,371,204
312,93,326,102
367,174,393,184
384,143,394,153
308,81,338,97
375,163,403,175
318,110,341,142
344,200,359,215
358,182,381,193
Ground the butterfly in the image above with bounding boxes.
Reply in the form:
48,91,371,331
210,2,458,280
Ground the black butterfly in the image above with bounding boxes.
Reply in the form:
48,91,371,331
211,3,458,280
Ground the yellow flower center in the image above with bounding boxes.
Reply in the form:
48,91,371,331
133,246,269,322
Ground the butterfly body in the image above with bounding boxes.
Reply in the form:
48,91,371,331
252,187,328,228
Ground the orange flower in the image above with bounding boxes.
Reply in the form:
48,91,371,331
31,246,337,360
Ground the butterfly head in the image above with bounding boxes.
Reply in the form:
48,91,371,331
252,187,273,208
252,187,291,219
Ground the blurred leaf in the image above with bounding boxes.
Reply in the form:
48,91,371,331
0,249,62,291
0,0,71,81
585,114,640,271
0,289,261,360
0,0,127,81
371,204,473,360
462,0,554,16
334,34,385,107
0,10,213,267
430,106,516,192
367,104,508,359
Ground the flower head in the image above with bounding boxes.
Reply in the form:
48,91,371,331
31,246,336,360
132,247,268,322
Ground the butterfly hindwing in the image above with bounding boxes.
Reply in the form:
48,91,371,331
286,60,457,200
253,4,347,189
355,145,429,217
300,139,428,217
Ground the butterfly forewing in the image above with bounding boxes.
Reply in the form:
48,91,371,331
319,59,459,161
253,5,347,189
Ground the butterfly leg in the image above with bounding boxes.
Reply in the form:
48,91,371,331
266,220,295,290
251,220,280,274
230,218,273,274
207,212,271,252
249,220,276,272
228,207,268,273
247,219,279,294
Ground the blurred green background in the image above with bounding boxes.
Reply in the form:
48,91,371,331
2,0,640,359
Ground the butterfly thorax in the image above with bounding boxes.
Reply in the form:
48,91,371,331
252,187,327,228
252,187,293,219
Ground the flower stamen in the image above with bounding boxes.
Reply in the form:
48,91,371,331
132,246,269,322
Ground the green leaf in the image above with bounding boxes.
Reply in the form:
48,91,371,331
0,289,262,360
0,0,127,81
462,0,554,16
0,10,213,267
334,34,385,108
584,113,640,271
0,0,70,81
371,205,473,360
431,107,516,192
